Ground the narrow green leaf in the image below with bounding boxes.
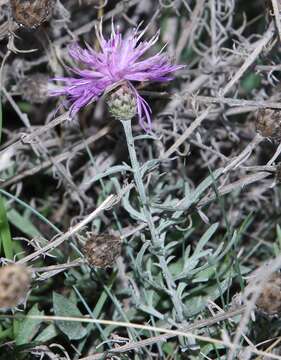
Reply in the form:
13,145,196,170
53,292,87,340
241,73,261,93
0,195,13,259
193,223,219,256
7,208,42,238
0,98,2,144
92,271,116,319
138,304,164,319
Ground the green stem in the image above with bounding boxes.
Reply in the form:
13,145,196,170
120,119,184,322
0,97,13,259
121,119,159,245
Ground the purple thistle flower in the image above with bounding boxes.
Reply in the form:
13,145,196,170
50,22,184,130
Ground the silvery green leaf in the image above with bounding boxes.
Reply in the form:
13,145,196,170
53,292,87,340
184,245,191,259
134,134,159,141
176,282,188,298
7,208,42,238
215,231,238,261
35,324,58,343
16,304,43,346
166,255,176,265
122,188,145,221
192,265,216,282
136,241,150,274
140,159,160,176
193,223,219,256
175,250,212,280
168,169,224,217
184,278,229,316
88,164,132,184
138,304,165,319
188,168,223,204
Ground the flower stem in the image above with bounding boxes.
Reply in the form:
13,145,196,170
120,119,159,245
120,119,184,322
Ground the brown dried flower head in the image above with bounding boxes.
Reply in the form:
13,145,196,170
256,272,281,316
10,0,55,28
0,264,31,309
17,74,49,104
256,108,281,141
83,234,122,268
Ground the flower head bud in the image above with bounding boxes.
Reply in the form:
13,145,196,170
83,233,122,268
0,264,31,309
256,108,281,141
107,85,137,121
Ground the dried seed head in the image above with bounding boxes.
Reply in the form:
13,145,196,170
83,234,122,268
107,85,137,121
17,74,49,104
10,0,55,28
256,108,281,141
0,264,31,309
256,272,281,317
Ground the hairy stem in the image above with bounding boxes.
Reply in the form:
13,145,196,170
121,119,184,322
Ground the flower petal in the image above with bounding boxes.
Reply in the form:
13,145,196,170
49,21,184,127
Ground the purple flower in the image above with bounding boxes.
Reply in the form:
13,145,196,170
50,22,183,130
